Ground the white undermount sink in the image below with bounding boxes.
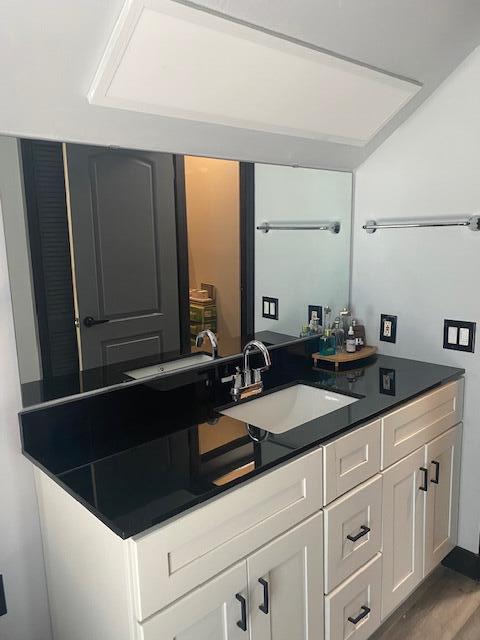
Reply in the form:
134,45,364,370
220,384,358,434
125,353,213,380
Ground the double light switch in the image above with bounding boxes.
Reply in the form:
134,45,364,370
443,319,476,352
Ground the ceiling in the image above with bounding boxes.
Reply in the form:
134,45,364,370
1,0,479,169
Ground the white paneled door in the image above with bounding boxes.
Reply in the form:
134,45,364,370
381,448,425,619
424,424,462,574
140,561,248,640
247,512,324,640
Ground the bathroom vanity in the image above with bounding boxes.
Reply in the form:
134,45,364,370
21,353,464,640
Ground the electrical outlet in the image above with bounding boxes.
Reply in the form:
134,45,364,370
380,314,397,343
379,367,396,396
443,319,476,352
0,575,7,617
308,305,322,325
262,296,278,320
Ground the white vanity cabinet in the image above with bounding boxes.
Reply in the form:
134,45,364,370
381,423,462,618
35,378,464,640
139,512,324,640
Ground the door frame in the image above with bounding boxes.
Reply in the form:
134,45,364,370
240,162,255,343
21,138,79,380
173,155,191,354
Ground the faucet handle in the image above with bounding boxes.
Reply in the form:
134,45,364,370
253,368,262,383
233,366,243,388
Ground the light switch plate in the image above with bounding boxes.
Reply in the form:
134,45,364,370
380,314,397,343
262,296,278,320
443,319,476,352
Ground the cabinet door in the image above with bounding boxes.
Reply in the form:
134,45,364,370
381,448,425,620
424,424,462,574
247,512,324,640
139,561,249,640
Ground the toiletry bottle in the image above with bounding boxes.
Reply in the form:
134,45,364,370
352,319,366,350
346,325,356,353
309,311,321,336
319,327,336,356
339,306,351,333
333,317,345,352
324,305,332,333
300,324,309,338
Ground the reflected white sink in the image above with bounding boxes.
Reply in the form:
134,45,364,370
220,384,358,434
125,353,213,379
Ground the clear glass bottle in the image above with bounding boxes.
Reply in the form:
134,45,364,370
333,317,345,352
339,306,351,333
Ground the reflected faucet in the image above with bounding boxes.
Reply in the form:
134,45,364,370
230,340,271,401
195,329,219,359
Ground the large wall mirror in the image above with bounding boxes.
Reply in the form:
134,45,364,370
0,135,352,406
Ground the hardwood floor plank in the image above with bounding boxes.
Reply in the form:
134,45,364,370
372,568,480,640
455,606,480,640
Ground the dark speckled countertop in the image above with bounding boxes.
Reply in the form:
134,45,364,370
20,348,463,539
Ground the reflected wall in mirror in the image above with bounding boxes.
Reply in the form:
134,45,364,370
254,164,352,336
0,134,352,406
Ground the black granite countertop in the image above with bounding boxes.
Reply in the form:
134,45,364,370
20,348,463,539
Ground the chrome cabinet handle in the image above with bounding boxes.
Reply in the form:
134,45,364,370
235,594,247,631
346,525,371,542
348,605,371,625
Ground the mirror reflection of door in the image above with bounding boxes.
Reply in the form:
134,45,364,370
184,156,242,357
64,144,182,370
21,140,249,381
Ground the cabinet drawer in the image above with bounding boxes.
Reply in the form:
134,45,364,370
324,475,382,593
325,554,382,640
323,420,381,504
382,379,463,469
129,448,323,620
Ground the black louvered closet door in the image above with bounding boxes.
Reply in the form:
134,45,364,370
21,139,79,379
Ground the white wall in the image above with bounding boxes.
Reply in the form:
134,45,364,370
255,165,352,336
0,204,52,638
352,46,480,554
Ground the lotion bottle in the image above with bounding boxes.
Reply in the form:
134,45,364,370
346,325,356,353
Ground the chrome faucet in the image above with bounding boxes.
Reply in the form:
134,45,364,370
230,340,271,401
195,329,219,359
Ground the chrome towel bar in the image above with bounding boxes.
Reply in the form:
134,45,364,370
363,216,480,233
257,221,340,234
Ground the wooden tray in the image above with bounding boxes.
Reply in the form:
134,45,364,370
312,345,377,370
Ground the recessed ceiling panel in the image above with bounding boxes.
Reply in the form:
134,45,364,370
89,0,422,146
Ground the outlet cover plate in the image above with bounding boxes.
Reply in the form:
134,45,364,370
443,319,476,352
380,314,397,343
308,305,322,325
262,296,279,320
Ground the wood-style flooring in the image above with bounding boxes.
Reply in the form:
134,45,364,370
372,567,480,640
